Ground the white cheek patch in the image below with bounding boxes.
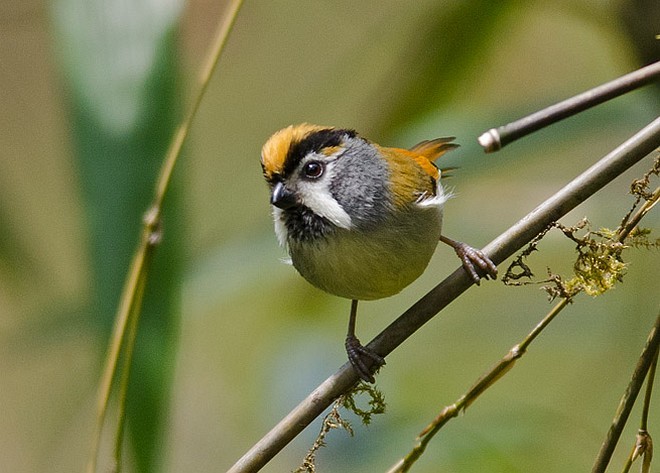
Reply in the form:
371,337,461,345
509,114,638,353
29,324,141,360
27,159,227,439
297,160,352,229
299,183,352,229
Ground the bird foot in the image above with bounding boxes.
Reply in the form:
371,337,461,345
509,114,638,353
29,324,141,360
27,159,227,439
441,236,498,285
345,334,385,383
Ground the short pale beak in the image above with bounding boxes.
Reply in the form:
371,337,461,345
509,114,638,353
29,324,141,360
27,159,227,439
270,182,299,209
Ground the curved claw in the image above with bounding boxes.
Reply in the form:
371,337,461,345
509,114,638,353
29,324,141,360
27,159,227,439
440,236,498,285
345,335,385,383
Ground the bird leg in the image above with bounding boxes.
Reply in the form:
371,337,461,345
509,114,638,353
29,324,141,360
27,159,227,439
440,235,498,285
345,299,385,383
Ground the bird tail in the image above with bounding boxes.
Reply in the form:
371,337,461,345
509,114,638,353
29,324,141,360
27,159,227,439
408,137,459,161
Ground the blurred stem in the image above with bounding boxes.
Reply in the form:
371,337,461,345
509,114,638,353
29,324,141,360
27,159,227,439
154,0,245,215
86,231,158,473
114,260,151,472
387,298,569,473
85,1,244,472
592,314,660,473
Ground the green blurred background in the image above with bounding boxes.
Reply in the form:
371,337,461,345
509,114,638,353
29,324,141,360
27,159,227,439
1,1,659,472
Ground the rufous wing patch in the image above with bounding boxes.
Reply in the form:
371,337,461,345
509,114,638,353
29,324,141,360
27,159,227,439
407,137,459,181
377,145,436,208
378,137,458,208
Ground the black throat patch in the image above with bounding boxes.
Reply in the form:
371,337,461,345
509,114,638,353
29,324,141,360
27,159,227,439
283,205,335,242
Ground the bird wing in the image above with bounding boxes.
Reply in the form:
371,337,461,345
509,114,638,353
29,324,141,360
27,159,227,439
409,137,459,180
376,139,452,209
385,137,458,181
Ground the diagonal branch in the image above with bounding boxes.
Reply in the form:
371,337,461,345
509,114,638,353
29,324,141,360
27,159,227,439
227,117,660,472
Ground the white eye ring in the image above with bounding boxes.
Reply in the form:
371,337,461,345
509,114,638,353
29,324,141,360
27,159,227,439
302,161,324,179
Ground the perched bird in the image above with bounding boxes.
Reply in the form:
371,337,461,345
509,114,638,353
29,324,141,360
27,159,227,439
261,124,497,382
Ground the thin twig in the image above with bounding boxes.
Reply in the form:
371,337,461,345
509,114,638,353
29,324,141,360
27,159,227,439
640,349,658,433
387,298,569,473
85,2,244,472
592,314,660,473
227,118,660,472
620,346,658,473
619,186,660,241
478,61,660,152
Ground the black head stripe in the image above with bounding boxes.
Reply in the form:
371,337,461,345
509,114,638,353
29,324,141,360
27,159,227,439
283,128,357,178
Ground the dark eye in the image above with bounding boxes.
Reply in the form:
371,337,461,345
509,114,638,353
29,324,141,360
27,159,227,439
302,161,324,179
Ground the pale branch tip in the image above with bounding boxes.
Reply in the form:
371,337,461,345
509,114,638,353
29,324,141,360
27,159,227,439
479,61,660,152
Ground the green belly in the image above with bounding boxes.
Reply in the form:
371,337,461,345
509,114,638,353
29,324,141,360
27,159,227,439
289,208,442,300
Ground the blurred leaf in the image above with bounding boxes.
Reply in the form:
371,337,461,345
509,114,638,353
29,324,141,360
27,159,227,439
620,0,660,67
0,206,40,287
375,0,516,135
50,1,184,471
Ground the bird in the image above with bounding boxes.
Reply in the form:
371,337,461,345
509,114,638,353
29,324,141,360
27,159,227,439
260,124,497,382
